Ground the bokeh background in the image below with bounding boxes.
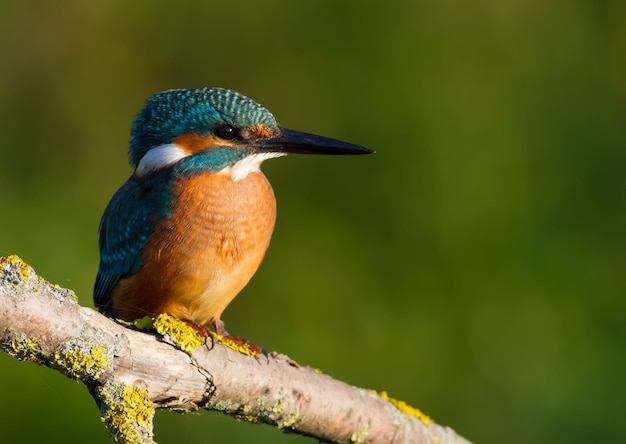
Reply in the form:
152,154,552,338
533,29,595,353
1,1,624,443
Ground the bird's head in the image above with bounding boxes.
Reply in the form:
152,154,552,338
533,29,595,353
129,87,373,179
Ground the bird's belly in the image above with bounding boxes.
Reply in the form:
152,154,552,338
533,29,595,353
111,171,276,324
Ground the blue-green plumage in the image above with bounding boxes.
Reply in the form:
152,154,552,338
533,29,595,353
130,88,277,166
174,146,254,178
94,170,172,315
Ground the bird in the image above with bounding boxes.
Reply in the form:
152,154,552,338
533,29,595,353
94,87,373,342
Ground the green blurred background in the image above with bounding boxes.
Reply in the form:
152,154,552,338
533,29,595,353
1,1,624,443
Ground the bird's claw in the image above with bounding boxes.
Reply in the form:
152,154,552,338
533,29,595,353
183,318,268,359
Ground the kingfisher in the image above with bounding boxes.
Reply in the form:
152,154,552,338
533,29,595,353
93,87,372,342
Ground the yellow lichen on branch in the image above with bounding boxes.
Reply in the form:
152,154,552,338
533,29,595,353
377,390,433,426
4,336,44,363
0,254,32,282
135,314,205,352
53,345,110,380
97,379,155,444
135,313,260,356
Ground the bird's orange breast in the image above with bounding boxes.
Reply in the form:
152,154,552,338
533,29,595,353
111,171,276,324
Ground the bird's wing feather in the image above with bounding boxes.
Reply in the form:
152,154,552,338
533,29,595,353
93,179,156,316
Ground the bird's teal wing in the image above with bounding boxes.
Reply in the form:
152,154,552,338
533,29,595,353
94,179,156,316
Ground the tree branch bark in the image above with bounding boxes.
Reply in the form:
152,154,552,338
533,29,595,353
0,255,471,444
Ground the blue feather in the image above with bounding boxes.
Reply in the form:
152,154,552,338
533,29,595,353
93,173,172,315
173,146,253,178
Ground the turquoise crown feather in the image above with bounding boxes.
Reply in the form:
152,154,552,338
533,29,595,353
129,87,278,166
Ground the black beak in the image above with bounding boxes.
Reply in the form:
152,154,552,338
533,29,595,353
253,127,374,155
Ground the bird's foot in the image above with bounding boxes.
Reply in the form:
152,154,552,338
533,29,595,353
211,319,269,358
181,318,216,349
216,334,269,358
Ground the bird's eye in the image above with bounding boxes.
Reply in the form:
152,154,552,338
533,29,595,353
214,124,239,140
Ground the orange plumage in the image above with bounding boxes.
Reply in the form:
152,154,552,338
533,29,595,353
110,171,276,324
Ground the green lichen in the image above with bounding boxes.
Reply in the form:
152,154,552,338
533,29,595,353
213,399,238,412
266,398,300,429
53,345,109,380
97,379,155,444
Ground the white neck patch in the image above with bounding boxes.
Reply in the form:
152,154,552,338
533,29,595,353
135,143,189,177
224,152,286,181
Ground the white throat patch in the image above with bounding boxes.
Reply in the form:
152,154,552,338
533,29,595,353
225,152,286,181
135,143,188,177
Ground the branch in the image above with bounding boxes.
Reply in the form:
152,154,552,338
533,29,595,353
0,255,471,444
